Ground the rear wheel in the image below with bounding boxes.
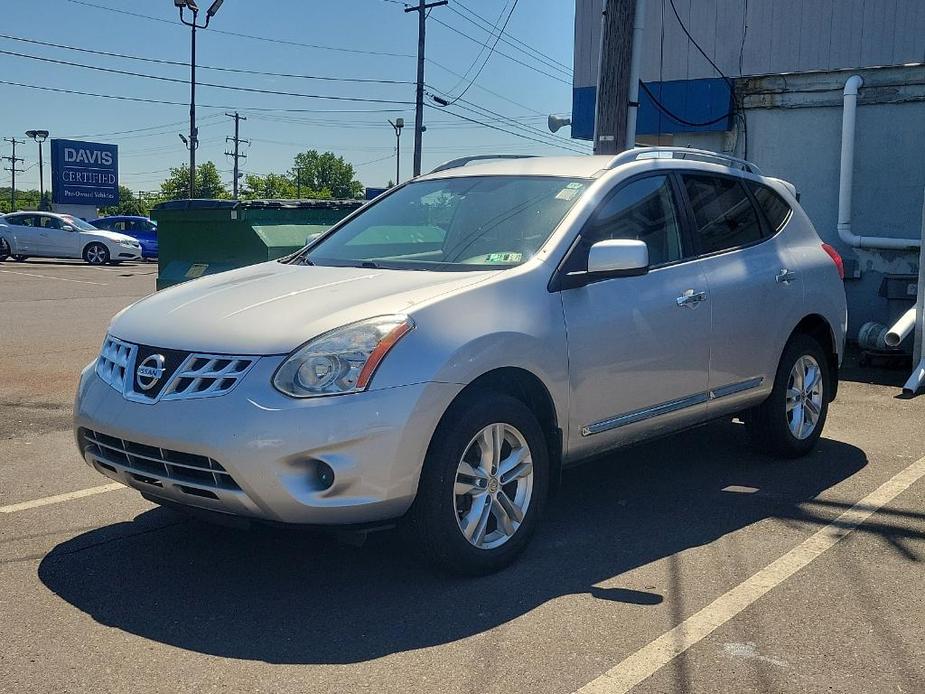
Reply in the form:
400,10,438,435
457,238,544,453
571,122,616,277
0,238,9,261
83,243,109,266
410,393,549,575
12,254,27,262
745,334,829,458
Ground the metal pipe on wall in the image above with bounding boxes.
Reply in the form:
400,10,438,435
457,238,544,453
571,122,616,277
837,75,921,251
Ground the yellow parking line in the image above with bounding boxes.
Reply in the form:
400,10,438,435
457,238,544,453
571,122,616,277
575,453,925,694
0,482,125,513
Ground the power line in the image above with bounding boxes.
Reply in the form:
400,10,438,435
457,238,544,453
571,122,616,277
64,0,415,59
437,0,520,106
429,15,571,85
449,2,572,75
0,33,415,86
425,104,589,154
0,48,416,105
0,78,407,113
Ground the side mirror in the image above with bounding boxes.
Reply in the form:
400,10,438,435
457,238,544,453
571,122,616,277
587,239,649,276
62,225,75,232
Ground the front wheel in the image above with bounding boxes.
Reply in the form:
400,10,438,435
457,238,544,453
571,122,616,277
745,334,830,458
83,242,109,266
410,393,549,575
0,238,9,261
12,254,27,262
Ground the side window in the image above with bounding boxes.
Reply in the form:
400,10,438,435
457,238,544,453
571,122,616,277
683,174,763,254
582,175,683,266
748,182,792,233
11,214,36,227
39,216,64,229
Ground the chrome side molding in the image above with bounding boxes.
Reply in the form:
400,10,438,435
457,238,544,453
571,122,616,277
581,377,764,436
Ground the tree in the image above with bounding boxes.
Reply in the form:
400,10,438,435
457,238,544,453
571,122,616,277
98,186,147,217
289,150,363,199
158,162,229,200
240,172,297,200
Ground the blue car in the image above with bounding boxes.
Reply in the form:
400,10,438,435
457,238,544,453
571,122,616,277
90,216,158,259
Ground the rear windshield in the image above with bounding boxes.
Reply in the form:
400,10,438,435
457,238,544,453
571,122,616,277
292,175,590,271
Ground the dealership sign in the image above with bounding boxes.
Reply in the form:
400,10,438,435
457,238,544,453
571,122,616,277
51,139,119,206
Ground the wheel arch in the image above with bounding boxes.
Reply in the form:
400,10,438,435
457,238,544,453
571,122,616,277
429,366,564,495
788,314,839,401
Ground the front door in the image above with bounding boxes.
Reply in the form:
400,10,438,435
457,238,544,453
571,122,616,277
560,174,711,458
36,215,79,257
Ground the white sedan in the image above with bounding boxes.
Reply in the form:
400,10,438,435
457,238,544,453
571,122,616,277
0,211,142,265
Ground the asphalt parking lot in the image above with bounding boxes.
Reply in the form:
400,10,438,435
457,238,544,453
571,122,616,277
1,259,923,694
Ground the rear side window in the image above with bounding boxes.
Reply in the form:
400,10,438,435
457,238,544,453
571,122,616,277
683,174,762,254
749,182,792,233
583,175,683,266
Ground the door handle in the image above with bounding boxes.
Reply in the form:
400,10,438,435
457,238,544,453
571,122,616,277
676,289,707,308
776,268,797,284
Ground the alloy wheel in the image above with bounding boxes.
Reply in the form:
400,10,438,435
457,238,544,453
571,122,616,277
454,422,534,550
86,244,107,265
786,355,824,440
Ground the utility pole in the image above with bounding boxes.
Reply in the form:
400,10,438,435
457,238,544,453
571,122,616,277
594,0,637,154
225,112,248,199
2,138,25,210
404,0,447,177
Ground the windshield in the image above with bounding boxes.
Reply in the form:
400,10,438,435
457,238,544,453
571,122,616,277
294,175,590,271
63,215,99,231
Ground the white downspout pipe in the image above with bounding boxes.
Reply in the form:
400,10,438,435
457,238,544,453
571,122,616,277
624,0,646,149
902,194,925,396
837,75,921,250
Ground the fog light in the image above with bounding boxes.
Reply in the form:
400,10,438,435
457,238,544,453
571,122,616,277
314,460,335,490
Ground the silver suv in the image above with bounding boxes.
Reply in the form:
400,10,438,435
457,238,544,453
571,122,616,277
74,148,847,574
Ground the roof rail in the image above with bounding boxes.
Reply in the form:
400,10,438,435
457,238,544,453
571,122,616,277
429,154,537,174
607,147,762,175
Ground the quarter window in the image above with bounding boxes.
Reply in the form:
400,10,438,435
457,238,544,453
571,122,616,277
749,182,792,233
582,175,683,266
683,174,762,254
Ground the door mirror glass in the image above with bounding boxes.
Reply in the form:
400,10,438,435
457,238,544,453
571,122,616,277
587,239,649,275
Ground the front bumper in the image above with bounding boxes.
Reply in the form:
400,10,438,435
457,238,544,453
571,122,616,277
73,358,462,524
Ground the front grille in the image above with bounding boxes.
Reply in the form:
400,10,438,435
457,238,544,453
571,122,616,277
80,428,241,491
96,335,136,392
95,334,257,403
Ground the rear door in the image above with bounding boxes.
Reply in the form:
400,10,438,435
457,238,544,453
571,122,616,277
560,174,711,458
4,214,40,253
678,172,804,415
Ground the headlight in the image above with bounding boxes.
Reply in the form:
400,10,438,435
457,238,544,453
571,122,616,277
272,315,414,398
118,240,136,248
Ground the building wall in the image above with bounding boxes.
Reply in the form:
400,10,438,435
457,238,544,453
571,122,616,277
574,0,925,89
573,2,924,336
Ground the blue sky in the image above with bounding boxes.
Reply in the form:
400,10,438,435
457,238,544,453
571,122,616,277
0,0,587,194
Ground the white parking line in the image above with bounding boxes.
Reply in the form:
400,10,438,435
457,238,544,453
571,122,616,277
575,453,925,694
0,269,108,286
0,482,125,513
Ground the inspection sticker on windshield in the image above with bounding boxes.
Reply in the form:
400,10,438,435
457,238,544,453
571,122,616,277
485,252,522,264
555,182,585,201
185,263,209,279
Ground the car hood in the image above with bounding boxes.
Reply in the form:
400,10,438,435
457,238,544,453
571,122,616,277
110,260,494,354
84,229,138,244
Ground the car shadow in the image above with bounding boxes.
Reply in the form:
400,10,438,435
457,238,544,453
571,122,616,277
39,420,869,664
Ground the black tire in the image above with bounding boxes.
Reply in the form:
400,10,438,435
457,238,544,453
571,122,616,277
12,255,27,262
409,392,549,575
745,334,830,458
0,238,9,261
83,242,109,266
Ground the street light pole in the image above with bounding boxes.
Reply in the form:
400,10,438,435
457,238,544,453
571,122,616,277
176,0,224,199
25,129,49,210
388,118,404,185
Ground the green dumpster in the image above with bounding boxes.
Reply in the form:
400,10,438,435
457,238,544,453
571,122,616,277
151,198,364,290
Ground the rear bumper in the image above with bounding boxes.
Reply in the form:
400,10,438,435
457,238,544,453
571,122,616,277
73,359,462,524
